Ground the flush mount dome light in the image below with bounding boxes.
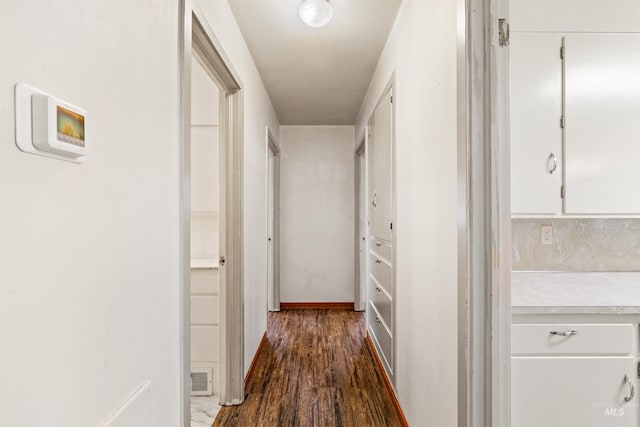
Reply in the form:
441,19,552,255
299,0,333,28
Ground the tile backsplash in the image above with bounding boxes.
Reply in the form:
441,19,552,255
512,218,640,271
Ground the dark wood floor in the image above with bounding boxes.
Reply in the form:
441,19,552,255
213,309,402,427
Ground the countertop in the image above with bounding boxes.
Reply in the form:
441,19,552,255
512,271,640,315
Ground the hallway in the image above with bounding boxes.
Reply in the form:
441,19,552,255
213,310,403,426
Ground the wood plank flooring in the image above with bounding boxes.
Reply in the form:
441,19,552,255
213,309,403,427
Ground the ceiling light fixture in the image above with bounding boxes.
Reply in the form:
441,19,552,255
299,0,333,28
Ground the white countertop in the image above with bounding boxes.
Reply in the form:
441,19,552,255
512,271,640,314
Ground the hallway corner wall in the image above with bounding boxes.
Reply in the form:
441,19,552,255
193,0,281,377
355,0,459,425
0,1,182,425
279,126,356,304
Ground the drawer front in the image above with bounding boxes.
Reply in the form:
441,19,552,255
368,302,393,371
369,278,392,328
370,239,392,261
512,323,633,355
369,252,393,294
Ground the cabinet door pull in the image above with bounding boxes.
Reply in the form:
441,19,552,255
375,241,382,247
375,317,382,324
624,375,635,403
550,330,577,337
375,286,382,293
372,191,377,208
375,259,382,264
547,152,558,174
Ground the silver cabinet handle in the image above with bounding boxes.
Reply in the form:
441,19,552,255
372,191,377,208
625,375,635,403
547,152,558,174
550,330,577,337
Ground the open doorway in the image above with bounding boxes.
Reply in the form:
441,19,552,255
189,50,222,425
507,6,640,427
180,5,245,426
266,129,280,312
467,1,640,426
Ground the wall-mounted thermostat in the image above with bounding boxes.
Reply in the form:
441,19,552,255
15,83,87,163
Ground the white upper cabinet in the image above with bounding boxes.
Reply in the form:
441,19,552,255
511,33,563,216
369,90,393,241
563,34,640,215
511,0,640,33
510,31,640,217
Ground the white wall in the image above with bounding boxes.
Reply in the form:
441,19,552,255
0,1,181,426
0,1,281,424
355,1,459,425
279,126,355,303
193,0,281,375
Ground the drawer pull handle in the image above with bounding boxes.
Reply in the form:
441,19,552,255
375,241,382,247
547,152,558,174
375,287,382,293
550,330,577,337
625,375,635,403
375,260,382,265
375,317,381,324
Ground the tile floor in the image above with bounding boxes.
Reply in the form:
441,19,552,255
191,396,221,427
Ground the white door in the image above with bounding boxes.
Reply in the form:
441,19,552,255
371,89,393,242
510,33,563,215
267,147,277,311
564,34,640,215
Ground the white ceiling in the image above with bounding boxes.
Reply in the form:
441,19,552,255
228,0,402,125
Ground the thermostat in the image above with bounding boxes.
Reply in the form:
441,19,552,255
15,83,87,163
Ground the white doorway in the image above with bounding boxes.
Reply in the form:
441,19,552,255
189,49,222,427
180,5,245,426
267,129,280,312
354,140,367,312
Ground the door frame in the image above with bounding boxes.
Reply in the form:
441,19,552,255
458,0,511,426
354,137,367,312
179,1,246,424
266,127,281,312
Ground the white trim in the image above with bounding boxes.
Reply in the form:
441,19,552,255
178,1,192,424
266,127,281,312
488,0,511,425
354,138,366,312
460,0,511,426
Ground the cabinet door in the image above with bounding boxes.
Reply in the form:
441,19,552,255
510,33,563,215
512,357,638,427
564,34,640,214
369,89,393,241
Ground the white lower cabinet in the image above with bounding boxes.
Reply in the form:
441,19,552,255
513,357,637,427
512,318,639,427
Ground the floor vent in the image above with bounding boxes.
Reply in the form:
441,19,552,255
191,368,213,396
